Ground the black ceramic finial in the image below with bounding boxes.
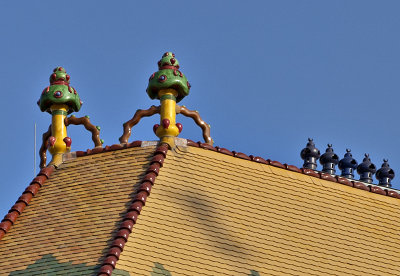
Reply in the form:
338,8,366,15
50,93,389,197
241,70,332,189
376,159,395,188
338,149,358,179
300,138,320,170
357,154,376,183
320,144,339,175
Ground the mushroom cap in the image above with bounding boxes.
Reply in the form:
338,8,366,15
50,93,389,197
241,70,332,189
146,52,190,103
38,67,81,114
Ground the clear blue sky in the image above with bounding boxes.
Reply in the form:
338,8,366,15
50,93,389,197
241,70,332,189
1,1,399,217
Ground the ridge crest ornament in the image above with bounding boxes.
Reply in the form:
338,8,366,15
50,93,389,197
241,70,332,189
120,52,212,148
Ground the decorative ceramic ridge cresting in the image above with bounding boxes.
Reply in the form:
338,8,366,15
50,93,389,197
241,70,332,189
37,67,103,167
119,52,213,148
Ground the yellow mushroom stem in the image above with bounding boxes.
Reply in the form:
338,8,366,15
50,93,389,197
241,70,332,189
49,104,70,166
156,89,180,147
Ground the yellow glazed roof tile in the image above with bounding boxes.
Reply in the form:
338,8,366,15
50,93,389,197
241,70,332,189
115,145,400,276
0,145,155,275
1,141,400,275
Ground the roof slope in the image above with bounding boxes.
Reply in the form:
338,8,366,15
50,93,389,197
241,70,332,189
115,145,400,276
0,145,155,275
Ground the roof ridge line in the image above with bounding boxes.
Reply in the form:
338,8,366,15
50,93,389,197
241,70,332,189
0,166,55,240
67,138,400,200
185,140,400,200
97,142,169,276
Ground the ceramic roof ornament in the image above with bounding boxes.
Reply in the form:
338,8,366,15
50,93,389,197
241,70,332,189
37,67,103,168
300,138,320,170
38,67,82,114
120,52,212,148
376,159,395,188
147,52,190,103
338,149,358,179
356,154,376,183
319,144,339,175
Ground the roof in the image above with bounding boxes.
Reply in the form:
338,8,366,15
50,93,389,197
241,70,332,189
1,139,399,275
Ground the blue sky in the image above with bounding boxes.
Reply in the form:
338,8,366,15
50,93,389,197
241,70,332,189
1,1,399,216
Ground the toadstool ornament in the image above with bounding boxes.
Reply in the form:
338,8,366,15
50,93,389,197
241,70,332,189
37,67,103,168
119,52,212,148
147,52,190,103
37,67,81,166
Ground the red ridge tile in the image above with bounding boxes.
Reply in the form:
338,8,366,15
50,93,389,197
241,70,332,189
251,156,269,164
146,163,160,176
2,212,18,225
107,247,121,259
127,140,142,148
232,151,251,160
320,173,337,182
302,168,321,178
151,154,165,167
186,139,199,147
103,256,118,269
0,221,12,233
30,175,47,187
155,144,169,157
10,202,26,215
98,264,113,275
116,229,131,241
139,182,152,195
75,151,86,157
110,144,125,151
216,147,233,156
198,142,216,151
134,191,148,205
388,190,400,198
353,182,370,191
370,186,387,195
38,166,54,179
285,164,301,173
128,201,143,214
336,176,353,187
24,184,40,196
111,237,126,250
17,194,33,206
142,174,156,185
119,220,134,233
269,160,286,169
90,147,104,155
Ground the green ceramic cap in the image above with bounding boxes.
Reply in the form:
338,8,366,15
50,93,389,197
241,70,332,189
38,67,82,114
146,52,191,103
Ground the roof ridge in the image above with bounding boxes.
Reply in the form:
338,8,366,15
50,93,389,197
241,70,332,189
184,140,400,200
66,138,400,200
97,143,169,276
0,166,55,240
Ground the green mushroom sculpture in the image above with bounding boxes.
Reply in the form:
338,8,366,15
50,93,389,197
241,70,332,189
38,67,103,168
120,52,212,148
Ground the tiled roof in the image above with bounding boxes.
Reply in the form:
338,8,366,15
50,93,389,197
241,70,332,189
113,142,400,275
0,139,399,275
0,143,155,275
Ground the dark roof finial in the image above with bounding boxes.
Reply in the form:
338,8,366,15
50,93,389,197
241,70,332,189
320,144,339,175
338,149,358,179
356,153,376,183
376,159,395,188
300,138,320,170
